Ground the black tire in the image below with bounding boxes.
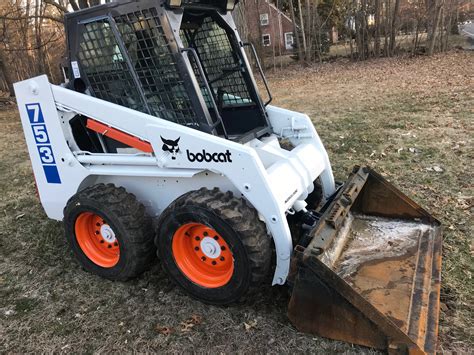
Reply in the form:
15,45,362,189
64,183,155,281
156,188,272,305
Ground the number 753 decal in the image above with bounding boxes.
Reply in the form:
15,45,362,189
26,103,61,184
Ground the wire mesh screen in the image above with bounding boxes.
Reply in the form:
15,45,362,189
181,16,254,108
114,8,198,126
77,11,198,126
78,19,145,112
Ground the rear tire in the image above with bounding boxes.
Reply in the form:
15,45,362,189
64,183,155,281
156,188,272,305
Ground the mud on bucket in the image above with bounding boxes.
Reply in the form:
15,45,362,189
287,166,442,354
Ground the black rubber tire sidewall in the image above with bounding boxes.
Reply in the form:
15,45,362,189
64,201,134,280
158,205,252,305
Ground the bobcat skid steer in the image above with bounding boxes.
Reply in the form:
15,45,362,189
14,0,442,353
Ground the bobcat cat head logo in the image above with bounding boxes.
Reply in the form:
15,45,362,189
161,136,180,160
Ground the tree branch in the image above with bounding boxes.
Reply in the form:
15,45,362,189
0,14,63,23
2,33,63,51
44,0,69,13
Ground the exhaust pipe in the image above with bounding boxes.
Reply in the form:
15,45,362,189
288,167,442,354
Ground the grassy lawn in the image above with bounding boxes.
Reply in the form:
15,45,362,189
1,50,472,352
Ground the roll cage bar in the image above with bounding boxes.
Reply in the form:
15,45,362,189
64,0,272,143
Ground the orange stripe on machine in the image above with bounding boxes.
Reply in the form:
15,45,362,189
86,118,153,153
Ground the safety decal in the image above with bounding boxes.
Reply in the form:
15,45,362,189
26,103,61,184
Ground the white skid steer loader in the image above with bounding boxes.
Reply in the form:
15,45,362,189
14,0,442,353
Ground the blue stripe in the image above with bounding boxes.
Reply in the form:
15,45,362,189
42,165,61,184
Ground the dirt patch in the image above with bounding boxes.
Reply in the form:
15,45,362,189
1,50,472,352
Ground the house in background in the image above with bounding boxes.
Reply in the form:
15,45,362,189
239,0,295,56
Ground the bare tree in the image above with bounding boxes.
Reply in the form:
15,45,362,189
427,0,444,55
374,0,381,56
289,0,305,63
0,47,14,96
389,0,401,55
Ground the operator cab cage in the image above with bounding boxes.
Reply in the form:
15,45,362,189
64,0,272,143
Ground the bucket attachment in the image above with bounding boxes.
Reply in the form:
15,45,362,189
288,166,442,354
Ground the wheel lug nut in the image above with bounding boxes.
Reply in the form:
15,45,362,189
107,245,112,249
100,240,104,243
195,236,200,241
201,256,206,261
203,231,208,236
114,242,118,246
220,257,225,261
96,223,100,227
212,261,217,265
194,247,199,251
221,246,226,251
214,236,219,240
95,231,100,235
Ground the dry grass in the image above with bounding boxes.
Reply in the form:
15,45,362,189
1,50,473,353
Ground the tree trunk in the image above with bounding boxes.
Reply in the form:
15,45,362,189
297,0,308,62
276,0,283,69
439,6,446,51
384,0,391,56
305,0,312,61
362,0,369,58
354,1,365,60
389,0,401,56
412,20,419,54
34,0,45,75
427,0,443,55
254,0,266,68
0,48,15,97
374,0,381,56
289,0,304,63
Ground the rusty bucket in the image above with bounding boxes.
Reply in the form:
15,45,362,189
288,167,442,354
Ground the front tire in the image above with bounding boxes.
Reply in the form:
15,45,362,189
156,188,272,305
64,183,155,281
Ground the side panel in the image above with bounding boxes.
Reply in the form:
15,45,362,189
14,75,90,220
87,172,239,218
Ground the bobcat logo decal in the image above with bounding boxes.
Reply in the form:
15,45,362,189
161,136,180,160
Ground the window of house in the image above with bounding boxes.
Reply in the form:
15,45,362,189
284,32,294,50
260,13,269,26
262,34,271,47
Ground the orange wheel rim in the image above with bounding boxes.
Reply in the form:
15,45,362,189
172,223,234,288
75,212,120,268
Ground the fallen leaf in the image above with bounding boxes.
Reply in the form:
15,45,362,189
244,319,258,331
180,314,203,332
156,325,174,335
